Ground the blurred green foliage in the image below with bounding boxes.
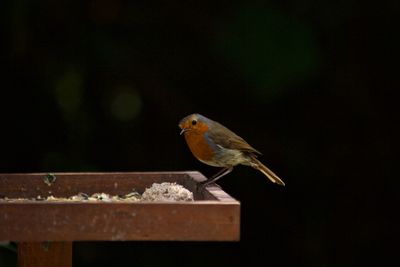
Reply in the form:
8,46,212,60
109,86,142,122
55,68,84,120
0,243,16,267
216,3,319,99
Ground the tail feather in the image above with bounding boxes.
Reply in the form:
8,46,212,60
250,157,285,186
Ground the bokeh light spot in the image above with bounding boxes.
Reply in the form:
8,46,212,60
110,87,142,122
54,68,83,118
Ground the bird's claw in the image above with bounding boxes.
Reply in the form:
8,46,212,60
197,181,210,193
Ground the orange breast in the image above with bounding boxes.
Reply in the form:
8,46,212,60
184,132,215,163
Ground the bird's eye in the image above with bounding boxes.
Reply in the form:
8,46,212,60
191,120,197,126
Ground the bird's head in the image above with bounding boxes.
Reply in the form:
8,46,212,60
178,113,211,136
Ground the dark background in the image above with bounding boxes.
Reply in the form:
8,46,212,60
1,1,398,266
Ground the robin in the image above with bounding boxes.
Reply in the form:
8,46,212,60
179,113,285,188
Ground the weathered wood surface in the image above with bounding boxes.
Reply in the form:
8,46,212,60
18,242,72,267
0,172,240,241
0,171,207,199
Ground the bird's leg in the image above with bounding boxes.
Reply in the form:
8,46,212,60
208,167,233,184
211,167,230,179
199,167,233,191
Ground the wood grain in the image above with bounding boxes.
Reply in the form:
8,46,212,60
0,171,206,199
0,172,240,241
18,242,72,267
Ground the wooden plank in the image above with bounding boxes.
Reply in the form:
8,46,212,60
1,202,239,241
0,172,240,241
18,242,72,267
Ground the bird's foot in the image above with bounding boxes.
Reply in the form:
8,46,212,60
197,181,209,193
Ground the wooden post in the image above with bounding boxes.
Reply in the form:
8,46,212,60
18,242,72,267
0,172,240,265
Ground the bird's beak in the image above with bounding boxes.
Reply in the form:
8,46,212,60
180,128,189,135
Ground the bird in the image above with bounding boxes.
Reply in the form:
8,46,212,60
178,113,285,188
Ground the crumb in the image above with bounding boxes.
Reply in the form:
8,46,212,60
141,182,194,201
0,183,193,202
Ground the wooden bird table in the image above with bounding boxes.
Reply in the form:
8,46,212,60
0,171,240,267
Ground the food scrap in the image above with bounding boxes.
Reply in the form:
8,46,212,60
0,182,193,202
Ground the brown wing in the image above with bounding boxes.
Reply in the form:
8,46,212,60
207,121,262,155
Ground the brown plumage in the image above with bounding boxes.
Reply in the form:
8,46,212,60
179,113,285,186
